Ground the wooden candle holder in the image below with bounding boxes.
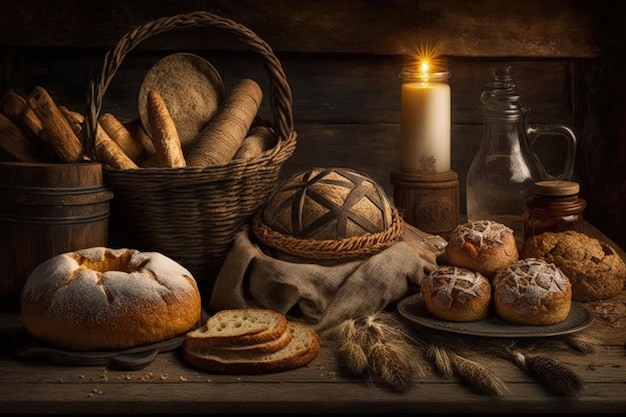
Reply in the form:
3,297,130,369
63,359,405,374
390,169,460,238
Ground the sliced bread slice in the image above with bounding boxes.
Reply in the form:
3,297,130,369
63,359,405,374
196,324,293,354
182,321,320,374
184,308,288,349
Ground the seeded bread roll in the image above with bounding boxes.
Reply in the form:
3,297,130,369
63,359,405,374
21,247,202,351
521,231,625,301
492,258,572,325
421,266,492,322
445,220,519,276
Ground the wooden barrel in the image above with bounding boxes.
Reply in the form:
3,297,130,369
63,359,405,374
0,162,113,311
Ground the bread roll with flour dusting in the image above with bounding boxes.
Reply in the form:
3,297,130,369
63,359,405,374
421,265,492,322
445,220,519,276
492,258,572,325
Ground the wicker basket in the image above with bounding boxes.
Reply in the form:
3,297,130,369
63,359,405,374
82,12,297,296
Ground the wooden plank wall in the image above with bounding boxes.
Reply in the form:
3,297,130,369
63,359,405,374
1,0,624,250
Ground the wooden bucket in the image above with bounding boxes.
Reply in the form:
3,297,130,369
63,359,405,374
0,162,113,311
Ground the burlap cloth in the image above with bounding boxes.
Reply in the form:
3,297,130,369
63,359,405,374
208,225,600,396
209,225,434,341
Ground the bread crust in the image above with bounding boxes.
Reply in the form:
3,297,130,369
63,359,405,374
184,308,289,349
492,258,572,325
146,89,187,168
421,266,492,322
445,220,519,276
182,321,320,374
521,231,625,301
20,247,201,351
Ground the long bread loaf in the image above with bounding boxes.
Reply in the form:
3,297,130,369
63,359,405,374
187,78,262,168
146,90,186,168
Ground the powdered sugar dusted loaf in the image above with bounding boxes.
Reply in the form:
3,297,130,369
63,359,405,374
445,220,519,276
492,258,572,325
421,265,492,322
21,247,202,351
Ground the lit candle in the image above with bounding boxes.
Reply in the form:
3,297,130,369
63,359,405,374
400,62,451,173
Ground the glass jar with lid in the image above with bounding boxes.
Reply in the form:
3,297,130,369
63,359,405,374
466,67,577,237
522,180,586,241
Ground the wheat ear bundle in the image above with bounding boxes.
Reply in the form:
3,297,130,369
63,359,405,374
422,338,508,396
336,312,425,392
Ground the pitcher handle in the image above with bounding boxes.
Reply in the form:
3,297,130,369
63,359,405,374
527,124,577,180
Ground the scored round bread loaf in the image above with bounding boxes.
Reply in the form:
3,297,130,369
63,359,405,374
20,247,202,351
253,167,403,259
445,220,519,276
183,320,320,374
260,167,396,240
492,258,572,325
421,265,492,322
521,231,625,301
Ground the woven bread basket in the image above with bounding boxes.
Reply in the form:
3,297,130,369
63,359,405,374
82,12,297,296
252,168,403,260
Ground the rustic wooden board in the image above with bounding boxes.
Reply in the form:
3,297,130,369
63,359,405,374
0,51,575,124
1,348,625,413
0,2,624,252
1,224,624,414
0,0,600,58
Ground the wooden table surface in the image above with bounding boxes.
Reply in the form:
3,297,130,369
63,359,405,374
1,223,625,415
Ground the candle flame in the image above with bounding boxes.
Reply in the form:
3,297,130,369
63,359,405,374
406,42,444,75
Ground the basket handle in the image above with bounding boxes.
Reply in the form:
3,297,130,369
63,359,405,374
82,11,294,159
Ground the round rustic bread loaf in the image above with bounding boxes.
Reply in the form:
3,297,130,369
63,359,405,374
492,258,572,325
421,265,492,322
21,247,202,351
445,220,519,276
521,231,625,301
253,167,403,259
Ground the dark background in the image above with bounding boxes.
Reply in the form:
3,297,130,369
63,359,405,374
1,0,625,250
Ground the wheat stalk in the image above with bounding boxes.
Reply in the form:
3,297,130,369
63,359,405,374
335,312,426,392
508,347,586,397
449,353,508,396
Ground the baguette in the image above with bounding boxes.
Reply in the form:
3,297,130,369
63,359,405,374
99,113,144,162
1,91,59,161
27,86,86,163
187,78,262,168
95,125,139,169
183,320,320,374
59,106,84,136
234,125,275,160
0,113,43,162
146,89,186,168
125,118,156,156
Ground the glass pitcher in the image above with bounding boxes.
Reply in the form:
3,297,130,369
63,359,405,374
466,67,577,234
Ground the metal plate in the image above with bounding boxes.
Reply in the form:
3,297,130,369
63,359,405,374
397,292,594,337
14,329,185,370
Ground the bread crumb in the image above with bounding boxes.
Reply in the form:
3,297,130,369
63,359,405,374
88,388,103,397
